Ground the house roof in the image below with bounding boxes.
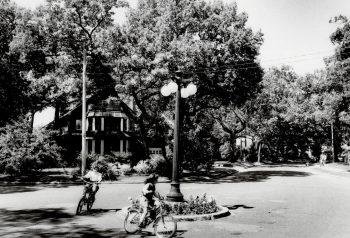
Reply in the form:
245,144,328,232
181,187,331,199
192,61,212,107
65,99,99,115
49,95,137,128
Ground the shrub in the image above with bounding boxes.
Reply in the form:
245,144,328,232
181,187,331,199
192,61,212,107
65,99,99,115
118,164,133,175
89,155,119,180
133,160,153,175
109,151,133,164
171,193,218,215
133,155,171,176
129,193,218,216
149,155,171,176
0,119,63,175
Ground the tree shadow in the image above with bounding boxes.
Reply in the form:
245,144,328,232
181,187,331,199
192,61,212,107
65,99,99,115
0,208,74,225
0,208,134,238
0,182,82,194
77,208,121,217
0,185,41,194
223,204,254,210
181,169,311,184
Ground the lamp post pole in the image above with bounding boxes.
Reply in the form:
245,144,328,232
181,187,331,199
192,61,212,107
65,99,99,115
166,83,184,202
161,75,196,202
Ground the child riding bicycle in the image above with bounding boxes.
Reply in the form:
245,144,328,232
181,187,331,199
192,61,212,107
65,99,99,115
139,173,161,228
82,168,102,198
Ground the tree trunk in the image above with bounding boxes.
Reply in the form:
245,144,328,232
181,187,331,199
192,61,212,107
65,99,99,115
257,143,262,163
29,109,35,133
137,117,150,160
229,134,236,162
54,102,60,129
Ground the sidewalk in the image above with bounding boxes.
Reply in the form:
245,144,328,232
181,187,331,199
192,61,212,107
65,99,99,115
312,162,350,173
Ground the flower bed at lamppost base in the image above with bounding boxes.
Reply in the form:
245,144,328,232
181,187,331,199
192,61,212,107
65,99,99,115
127,193,230,221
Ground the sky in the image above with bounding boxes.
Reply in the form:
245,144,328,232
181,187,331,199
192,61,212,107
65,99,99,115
12,0,350,126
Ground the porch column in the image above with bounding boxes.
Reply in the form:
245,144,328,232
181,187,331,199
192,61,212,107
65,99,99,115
101,139,104,155
120,118,124,131
92,140,96,153
125,140,129,153
120,139,124,153
101,117,105,131
126,119,129,131
92,118,96,131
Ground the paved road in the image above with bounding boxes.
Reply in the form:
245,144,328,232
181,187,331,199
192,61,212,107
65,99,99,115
1,165,350,237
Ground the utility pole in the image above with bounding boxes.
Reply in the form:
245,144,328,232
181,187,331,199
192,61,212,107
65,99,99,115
331,122,335,163
81,47,87,176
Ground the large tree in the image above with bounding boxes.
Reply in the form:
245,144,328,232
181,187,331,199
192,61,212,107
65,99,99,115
0,2,29,126
10,0,128,128
113,0,264,167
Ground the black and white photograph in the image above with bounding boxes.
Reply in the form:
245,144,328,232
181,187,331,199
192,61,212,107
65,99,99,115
1,0,350,237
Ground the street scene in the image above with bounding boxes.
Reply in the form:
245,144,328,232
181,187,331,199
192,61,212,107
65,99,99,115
1,164,350,237
2,0,350,237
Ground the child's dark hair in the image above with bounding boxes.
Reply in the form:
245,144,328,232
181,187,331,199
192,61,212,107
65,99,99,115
144,173,159,184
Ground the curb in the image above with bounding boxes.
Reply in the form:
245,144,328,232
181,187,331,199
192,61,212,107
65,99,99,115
120,205,230,222
172,205,230,221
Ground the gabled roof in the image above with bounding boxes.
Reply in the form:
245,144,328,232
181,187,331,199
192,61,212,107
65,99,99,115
48,95,137,128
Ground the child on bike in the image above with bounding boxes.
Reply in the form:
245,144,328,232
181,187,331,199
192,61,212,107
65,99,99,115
139,173,161,228
82,168,102,198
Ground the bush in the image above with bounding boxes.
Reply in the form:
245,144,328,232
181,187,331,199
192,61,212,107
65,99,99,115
129,193,218,216
171,193,218,215
0,119,63,175
76,154,120,180
133,160,153,175
118,164,133,175
149,155,171,176
133,155,171,176
109,151,133,164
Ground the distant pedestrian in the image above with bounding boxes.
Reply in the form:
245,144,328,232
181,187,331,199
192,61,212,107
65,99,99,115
320,153,326,167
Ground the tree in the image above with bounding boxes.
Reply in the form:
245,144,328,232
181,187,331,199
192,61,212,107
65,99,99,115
0,117,63,175
248,66,332,162
9,0,128,128
113,0,264,168
0,2,30,126
318,15,350,161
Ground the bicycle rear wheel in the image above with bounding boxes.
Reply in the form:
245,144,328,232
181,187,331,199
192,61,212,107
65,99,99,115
154,215,177,238
124,209,141,234
76,197,85,215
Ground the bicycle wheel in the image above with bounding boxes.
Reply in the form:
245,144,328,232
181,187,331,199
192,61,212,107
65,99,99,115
154,215,177,238
124,209,141,234
76,197,85,215
87,194,95,211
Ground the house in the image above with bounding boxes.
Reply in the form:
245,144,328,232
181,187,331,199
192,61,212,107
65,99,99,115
54,96,139,160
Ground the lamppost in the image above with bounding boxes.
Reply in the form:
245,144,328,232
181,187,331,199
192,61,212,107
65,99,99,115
161,75,197,202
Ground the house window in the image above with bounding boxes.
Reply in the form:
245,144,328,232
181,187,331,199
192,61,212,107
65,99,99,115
88,118,93,131
76,120,82,130
123,118,127,131
105,139,120,153
95,117,101,131
105,117,121,131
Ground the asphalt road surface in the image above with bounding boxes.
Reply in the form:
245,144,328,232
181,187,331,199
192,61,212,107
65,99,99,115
1,165,350,238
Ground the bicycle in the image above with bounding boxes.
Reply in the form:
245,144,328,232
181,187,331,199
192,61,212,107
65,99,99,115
124,197,177,238
76,180,100,215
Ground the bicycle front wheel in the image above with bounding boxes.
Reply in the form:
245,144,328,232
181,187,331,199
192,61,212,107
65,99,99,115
154,215,177,238
124,209,141,234
76,197,85,215
87,195,95,211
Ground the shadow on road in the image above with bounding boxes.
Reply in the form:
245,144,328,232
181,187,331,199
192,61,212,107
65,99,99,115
77,208,121,217
0,208,134,238
182,169,311,184
224,204,254,210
